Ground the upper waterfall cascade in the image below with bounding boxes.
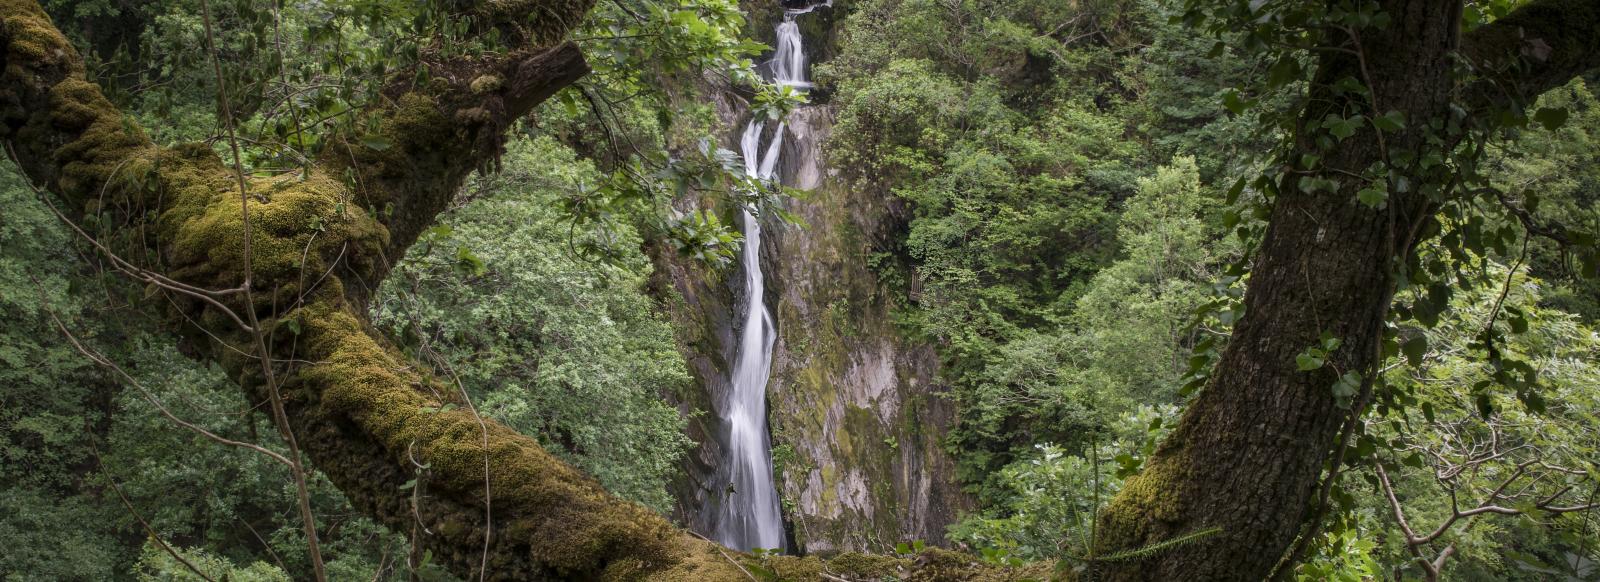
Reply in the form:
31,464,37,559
711,5,820,552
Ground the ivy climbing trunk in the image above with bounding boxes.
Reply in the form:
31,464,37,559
1094,1,1600,580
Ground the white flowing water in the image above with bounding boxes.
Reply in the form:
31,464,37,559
712,9,815,552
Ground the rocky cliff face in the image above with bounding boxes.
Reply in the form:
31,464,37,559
762,106,971,553
647,6,971,551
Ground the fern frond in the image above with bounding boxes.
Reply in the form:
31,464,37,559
1090,526,1222,563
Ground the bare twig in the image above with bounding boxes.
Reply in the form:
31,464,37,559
199,1,327,578
1378,453,1600,582
688,531,758,582
39,294,292,466
272,0,310,174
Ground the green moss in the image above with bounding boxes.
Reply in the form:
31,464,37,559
294,302,686,576
162,171,386,295
47,83,150,202
470,74,504,94
820,552,904,577
640,536,757,581
819,464,840,509
1093,438,1195,559
1,0,80,67
756,552,910,579
903,548,1059,581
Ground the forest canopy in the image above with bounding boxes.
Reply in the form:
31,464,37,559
2,0,1599,581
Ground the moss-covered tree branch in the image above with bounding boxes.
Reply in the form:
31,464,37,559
321,40,588,290
0,0,684,578
1460,0,1600,114
0,0,1050,579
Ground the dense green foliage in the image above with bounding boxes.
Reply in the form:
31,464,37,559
372,136,693,512
820,0,1259,500
1353,263,1600,579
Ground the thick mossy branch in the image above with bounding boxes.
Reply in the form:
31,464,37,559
322,41,589,285
1,1,674,579
1094,434,1193,550
1461,0,1600,112
4,1,1061,579
1,0,149,204
289,301,685,579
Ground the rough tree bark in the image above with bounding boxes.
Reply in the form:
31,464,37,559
1093,1,1600,580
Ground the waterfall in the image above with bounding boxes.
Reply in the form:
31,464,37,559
712,7,816,552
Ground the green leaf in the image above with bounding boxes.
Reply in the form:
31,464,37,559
1322,114,1362,140
1519,389,1547,414
455,246,487,277
1373,110,1405,132
1225,177,1247,204
1296,351,1325,371
1331,76,1367,95
1533,107,1569,131
1508,312,1529,334
361,135,393,151
1413,297,1440,328
1331,371,1362,408
1402,336,1428,367
1267,55,1301,88
1299,176,1338,194
559,89,580,117
1357,187,1387,208
1221,89,1253,115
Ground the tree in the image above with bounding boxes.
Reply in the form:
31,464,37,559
1362,264,1600,580
0,0,685,578
1093,1,1600,580
6,0,1600,580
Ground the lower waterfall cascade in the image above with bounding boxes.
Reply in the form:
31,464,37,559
709,4,822,553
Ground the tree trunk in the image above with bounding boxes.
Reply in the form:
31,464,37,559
1094,2,1600,580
